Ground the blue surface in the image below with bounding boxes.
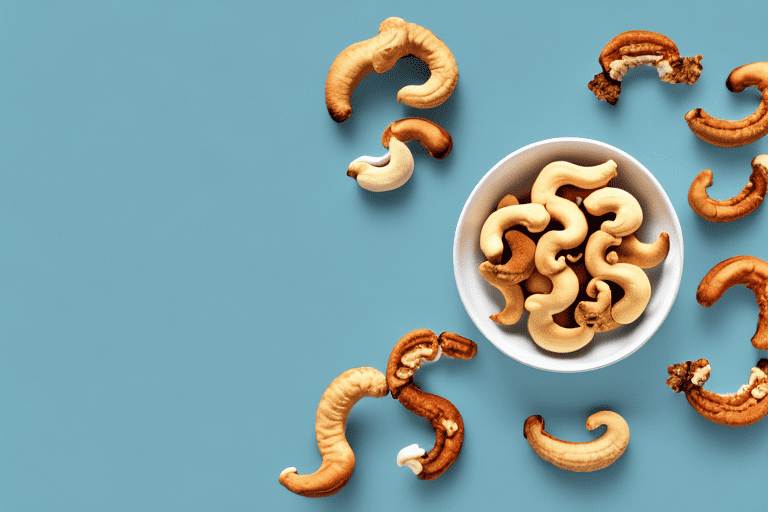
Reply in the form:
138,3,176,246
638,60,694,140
2,1,768,510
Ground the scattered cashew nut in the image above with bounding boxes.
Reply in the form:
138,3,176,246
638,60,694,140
523,411,630,471
279,367,389,497
325,17,458,123
696,255,768,350
347,137,414,192
588,30,702,105
688,155,768,222
480,203,551,265
381,118,453,159
667,358,768,426
479,230,536,325
386,329,477,480
685,62,768,147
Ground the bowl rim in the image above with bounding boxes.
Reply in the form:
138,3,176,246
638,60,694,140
452,136,684,372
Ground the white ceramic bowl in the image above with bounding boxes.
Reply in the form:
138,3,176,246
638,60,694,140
453,137,683,372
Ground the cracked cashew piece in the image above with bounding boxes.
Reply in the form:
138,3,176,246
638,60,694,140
588,30,702,105
523,411,630,472
685,62,768,147
381,118,453,159
612,232,670,268
479,230,536,325
574,280,621,332
279,367,389,497
696,255,768,350
386,329,477,480
582,187,643,238
531,160,618,276
480,203,550,264
688,155,768,222
347,137,414,192
667,359,768,426
325,17,458,122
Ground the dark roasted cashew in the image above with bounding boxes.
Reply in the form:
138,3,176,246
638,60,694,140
381,118,453,159
688,155,768,222
696,255,768,350
479,230,536,325
667,359,768,427
386,329,477,480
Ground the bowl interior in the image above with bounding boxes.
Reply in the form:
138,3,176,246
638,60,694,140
453,138,683,372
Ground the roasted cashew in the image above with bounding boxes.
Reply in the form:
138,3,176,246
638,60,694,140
279,367,389,497
585,230,651,325
574,280,621,332
696,255,768,350
347,137,414,192
530,160,618,275
688,155,768,222
588,30,702,105
523,411,630,472
685,62,768,147
325,17,458,123
479,230,536,325
386,329,477,480
667,359,768,427
582,187,643,237
612,232,670,268
381,118,453,159
480,203,550,264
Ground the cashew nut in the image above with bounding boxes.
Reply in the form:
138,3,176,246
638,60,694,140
523,411,630,471
688,155,768,222
325,17,458,123
696,255,768,350
347,137,414,192
588,30,702,105
381,118,453,159
479,203,551,264
525,269,553,295
685,62,768,147
667,359,768,427
479,230,536,325
496,194,520,210
582,187,643,237
612,232,670,268
574,280,621,332
386,329,477,480
530,160,618,275
279,367,389,497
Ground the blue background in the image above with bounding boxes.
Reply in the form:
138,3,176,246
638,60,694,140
2,1,768,510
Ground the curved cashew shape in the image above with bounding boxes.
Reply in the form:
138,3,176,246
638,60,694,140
325,17,459,123
531,160,618,276
585,230,651,324
582,187,643,237
480,203,550,264
479,230,536,325
523,411,630,472
588,30,702,105
667,359,768,427
688,155,768,222
612,232,670,268
279,367,389,497
386,329,477,480
381,118,453,159
685,62,768,147
696,255,768,350
574,280,621,332
348,137,414,192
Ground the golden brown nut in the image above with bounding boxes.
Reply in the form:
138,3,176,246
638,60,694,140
685,62,768,147
325,17,458,123
381,118,453,159
279,367,389,497
386,330,477,480
574,280,621,332
696,255,768,350
588,30,702,105
667,359,768,427
612,232,670,268
496,194,520,210
688,155,768,222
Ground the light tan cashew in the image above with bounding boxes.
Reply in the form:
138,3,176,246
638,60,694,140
479,203,550,265
582,187,643,237
381,118,453,159
612,232,670,268
685,62,768,147
667,359,768,427
588,30,702,105
347,137,414,192
574,280,621,332
524,268,595,353
523,411,630,472
688,155,768,222
585,230,651,324
279,367,389,497
325,17,458,123
530,160,618,276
